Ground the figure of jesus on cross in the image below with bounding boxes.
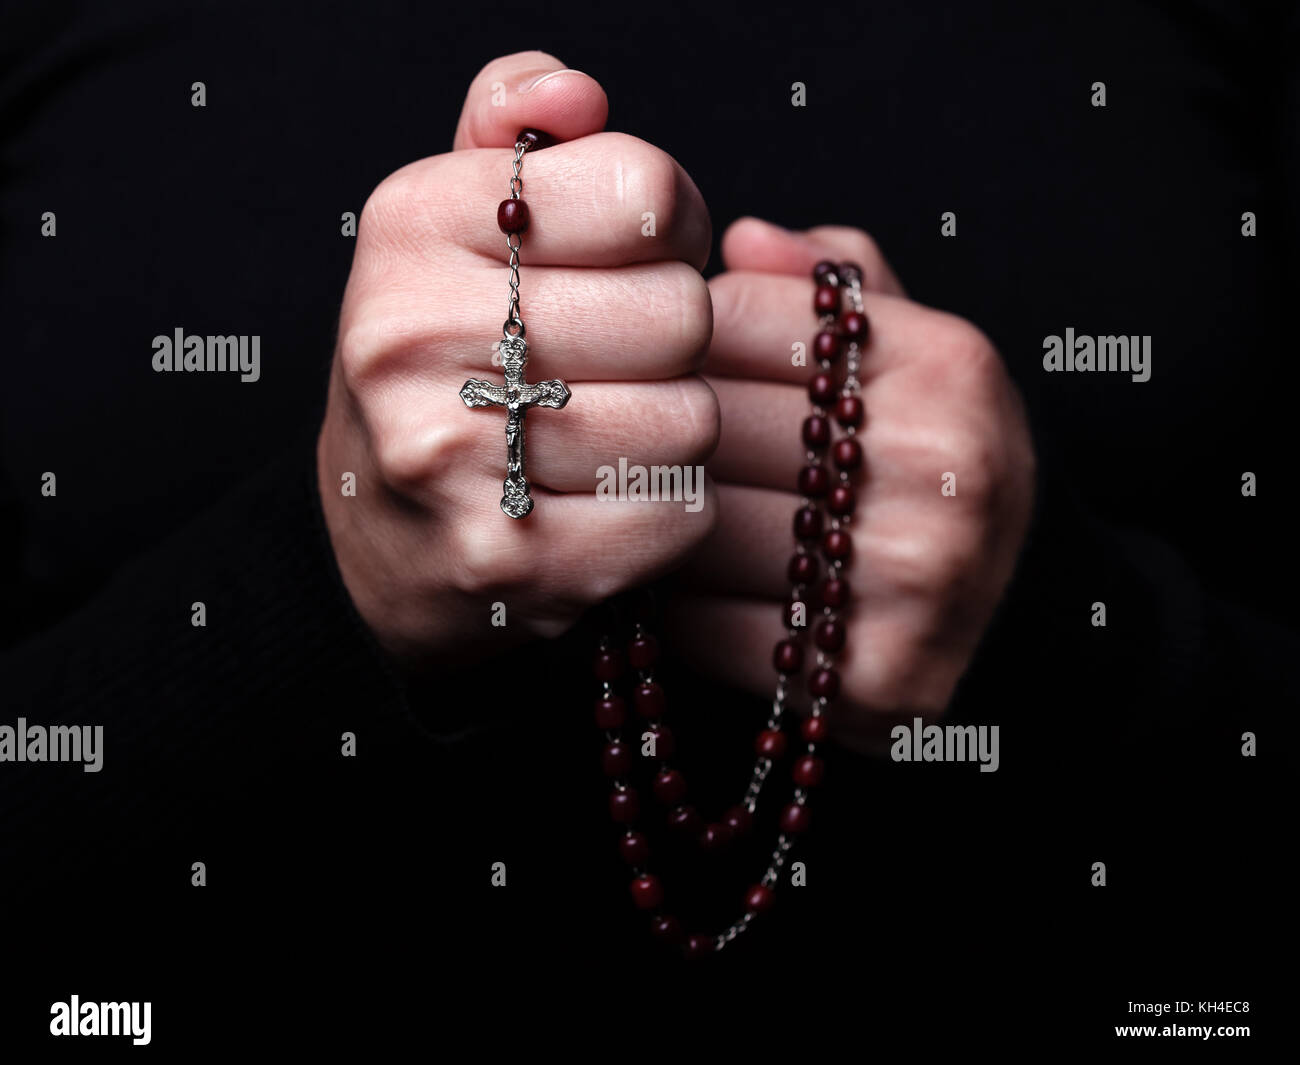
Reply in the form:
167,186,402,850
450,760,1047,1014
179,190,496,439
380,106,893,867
459,331,571,519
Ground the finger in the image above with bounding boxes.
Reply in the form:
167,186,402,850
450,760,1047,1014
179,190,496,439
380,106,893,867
373,376,720,495
720,216,906,297
453,51,608,150
705,376,809,492
342,259,712,386
706,270,924,384
391,133,711,270
681,481,947,603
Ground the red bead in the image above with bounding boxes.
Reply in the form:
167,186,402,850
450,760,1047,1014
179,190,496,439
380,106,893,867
833,437,863,471
773,639,803,674
794,506,823,540
787,552,819,584
602,741,632,777
802,715,829,742
815,619,845,653
835,395,864,428
619,831,649,865
802,415,830,448
798,464,830,498
821,576,850,608
793,755,825,787
648,724,674,759
813,330,843,363
839,261,863,284
609,788,639,823
756,728,787,759
651,915,683,943
593,650,625,681
724,805,753,835
699,822,733,851
497,198,530,234
628,635,659,669
808,373,836,406
841,310,869,341
809,668,840,699
823,529,852,561
668,804,701,834
684,934,714,959
745,884,776,913
828,484,856,517
516,128,553,152
634,681,665,718
653,768,687,805
812,260,839,284
594,695,626,730
814,285,839,315
630,874,663,910
780,802,811,834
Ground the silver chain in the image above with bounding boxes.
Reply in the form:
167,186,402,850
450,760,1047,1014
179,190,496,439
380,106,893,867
504,139,528,337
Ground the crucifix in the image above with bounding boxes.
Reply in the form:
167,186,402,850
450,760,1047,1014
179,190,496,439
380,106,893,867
460,331,570,519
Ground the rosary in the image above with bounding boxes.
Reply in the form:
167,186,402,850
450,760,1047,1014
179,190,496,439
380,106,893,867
461,131,867,957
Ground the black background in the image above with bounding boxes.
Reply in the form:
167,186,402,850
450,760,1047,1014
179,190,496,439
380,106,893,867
0,0,1287,1052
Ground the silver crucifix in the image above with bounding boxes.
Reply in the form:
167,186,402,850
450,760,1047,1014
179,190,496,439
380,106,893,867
459,332,570,519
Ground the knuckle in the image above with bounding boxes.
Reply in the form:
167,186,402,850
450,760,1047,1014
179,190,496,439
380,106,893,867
937,315,1000,379
453,521,525,596
373,423,461,493
675,375,722,464
613,134,683,233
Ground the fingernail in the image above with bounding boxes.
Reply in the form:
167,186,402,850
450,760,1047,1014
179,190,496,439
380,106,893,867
518,68,585,93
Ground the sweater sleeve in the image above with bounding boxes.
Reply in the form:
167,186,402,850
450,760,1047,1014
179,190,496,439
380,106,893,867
0,428,416,891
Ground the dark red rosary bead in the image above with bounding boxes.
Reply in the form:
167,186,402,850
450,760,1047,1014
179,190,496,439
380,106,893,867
630,874,663,910
497,198,529,234
814,285,839,315
808,372,836,406
619,831,649,865
651,915,683,944
812,260,839,284
815,619,846,653
653,768,688,805
823,529,852,561
809,667,840,699
516,128,553,151
793,754,825,788
773,639,803,674
745,884,776,914
841,310,869,341
594,695,626,730
821,576,850,608
633,681,665,718
794,505,823,540
756,728,787,759
787,552,819,585
780,802,812,834
724,805,753,836
813,329,843,363
832,437,863,471
684,934,713,959
609,788,640,823
602,740,632,777
669,804,702,834
699,822,733,851
798,464,830,498
802,414,831,448
839,261,863,285
593,649,625,681
802,715,829,742
827,484,856,517
821,527,852,561
628,634,660,669
835,395,865,428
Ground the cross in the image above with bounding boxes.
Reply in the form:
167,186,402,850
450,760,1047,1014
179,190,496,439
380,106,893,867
459,332,570,519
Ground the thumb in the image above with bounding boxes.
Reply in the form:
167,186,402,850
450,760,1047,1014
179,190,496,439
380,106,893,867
453,51,608,151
